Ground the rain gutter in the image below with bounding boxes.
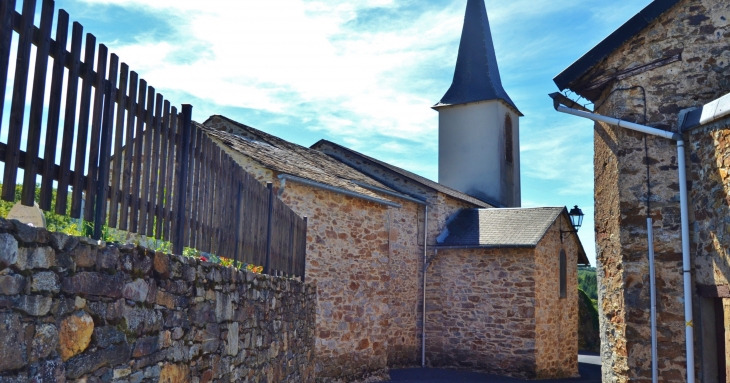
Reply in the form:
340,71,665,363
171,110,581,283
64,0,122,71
277,174,402,209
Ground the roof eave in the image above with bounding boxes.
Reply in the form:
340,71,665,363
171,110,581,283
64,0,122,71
553,0,682,94
432,98,524,117
435,244,536,250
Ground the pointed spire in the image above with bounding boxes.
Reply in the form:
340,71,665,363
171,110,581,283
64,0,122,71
435,0,521,115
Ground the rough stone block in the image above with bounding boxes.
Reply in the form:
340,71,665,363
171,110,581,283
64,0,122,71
158,363,190,383
97,248,120,270
93,326,127,349
132,336,159,358
13,295,52,316
61,272,124,298
123,279,150,302
0,234,18,270
0,274,25,295
29,357,65,383
64,343,131,379
153,252,170,279
31,324,59,362
31,271,60,293
71,245,95,268
49,232,79,253
16,247,55,270
10,220,46,244
227,322,239,356
123,306,162,336
59,311,95,361
0,313,26,372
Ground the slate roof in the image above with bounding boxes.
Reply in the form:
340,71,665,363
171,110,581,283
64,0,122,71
198,116,400,201
311,139,495,208
553,0,682,94
433,0,521,115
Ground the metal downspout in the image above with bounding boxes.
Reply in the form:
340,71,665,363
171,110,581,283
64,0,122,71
422,205,428,367
550,94,695,383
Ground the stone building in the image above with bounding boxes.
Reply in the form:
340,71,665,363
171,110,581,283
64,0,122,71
428,207,587,379
552,0,730,382
185,0,588,381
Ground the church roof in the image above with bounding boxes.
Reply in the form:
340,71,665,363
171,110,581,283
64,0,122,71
436,207,589,264
434,0,521,115
199,116,400,202
311,139,495,208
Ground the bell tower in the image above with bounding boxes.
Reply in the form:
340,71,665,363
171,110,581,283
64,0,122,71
434,0,522,207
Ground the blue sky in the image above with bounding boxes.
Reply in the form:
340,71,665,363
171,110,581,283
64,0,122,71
13,0,654,265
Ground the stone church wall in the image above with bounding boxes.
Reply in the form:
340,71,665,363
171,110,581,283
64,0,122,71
424,247,538,379
0,218,316,383
533,217,580,379
569,0,730,381
204,118,475,381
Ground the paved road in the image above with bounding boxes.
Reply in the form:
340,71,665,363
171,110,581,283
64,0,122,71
384,355,601,383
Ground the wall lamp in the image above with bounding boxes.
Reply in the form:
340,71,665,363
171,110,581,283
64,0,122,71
560,205,584,242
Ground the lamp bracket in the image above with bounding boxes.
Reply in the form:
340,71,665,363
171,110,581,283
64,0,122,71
560,230,577,243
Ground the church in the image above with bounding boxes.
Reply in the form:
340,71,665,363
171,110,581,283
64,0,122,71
199,0,588,380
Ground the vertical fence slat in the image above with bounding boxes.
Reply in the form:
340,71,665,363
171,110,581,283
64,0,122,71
163,105,177,240
93,53,118,239
20,0,54,206
108,63,128,228
201,135,210,252
210,145,221,254
39,9,69,211
56,22,82,215
2,0,36,201
84,44,108,222
0,0,16,137
183,120,196,248
155,100,170,240
191,127,203,249
129,79,146,232
146,93,162,236
138,86,154,235
172,105,192,255
70,33,96,218
170,110,182,248
119,71,138,230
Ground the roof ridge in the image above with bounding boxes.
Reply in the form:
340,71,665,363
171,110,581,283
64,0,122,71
312,139,497,208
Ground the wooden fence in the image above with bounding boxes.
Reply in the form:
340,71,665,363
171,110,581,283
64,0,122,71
0,0,307,279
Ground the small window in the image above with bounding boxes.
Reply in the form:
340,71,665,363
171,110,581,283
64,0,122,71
505,114,513,164
559,249,567,298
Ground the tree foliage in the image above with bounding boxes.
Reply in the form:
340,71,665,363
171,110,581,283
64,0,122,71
578,266,598,302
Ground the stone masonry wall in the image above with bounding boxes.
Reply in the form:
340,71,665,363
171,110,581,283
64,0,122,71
533,216,580,379
0,218,317,383
687,117,730,288
203,133,392,382
204,120,475,381
571,0,730,381
424,247,538,379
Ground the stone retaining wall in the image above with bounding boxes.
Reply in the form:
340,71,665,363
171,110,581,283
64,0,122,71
0,218,317,383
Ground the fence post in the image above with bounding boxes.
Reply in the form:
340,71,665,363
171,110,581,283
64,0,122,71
173,104,193,255
302,216,308,283
264,182,273,275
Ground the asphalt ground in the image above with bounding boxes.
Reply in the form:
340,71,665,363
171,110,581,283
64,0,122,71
383,355,601,383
